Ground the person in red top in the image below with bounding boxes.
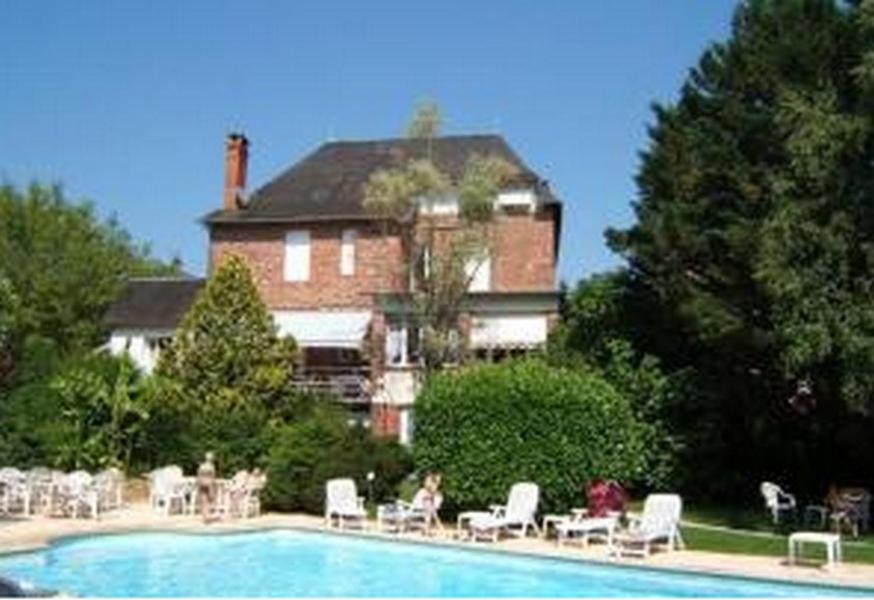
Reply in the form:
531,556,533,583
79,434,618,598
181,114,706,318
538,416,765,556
586,478,628,517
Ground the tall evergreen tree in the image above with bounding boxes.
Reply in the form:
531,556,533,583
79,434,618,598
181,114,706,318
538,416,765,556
608,0,874,496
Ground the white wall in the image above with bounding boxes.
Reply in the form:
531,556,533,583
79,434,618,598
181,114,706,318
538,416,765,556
108,330,173,373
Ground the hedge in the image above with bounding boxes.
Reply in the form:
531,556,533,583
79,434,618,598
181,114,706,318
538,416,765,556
413,359,651,514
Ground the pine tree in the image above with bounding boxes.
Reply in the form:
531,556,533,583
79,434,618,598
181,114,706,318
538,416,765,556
607,0,874,496
157,255,297,409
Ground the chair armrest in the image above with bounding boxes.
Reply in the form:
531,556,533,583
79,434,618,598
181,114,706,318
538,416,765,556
571,508,589,519
489,504,506,517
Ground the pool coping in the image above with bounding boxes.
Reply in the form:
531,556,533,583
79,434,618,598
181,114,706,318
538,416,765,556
2,512,874,595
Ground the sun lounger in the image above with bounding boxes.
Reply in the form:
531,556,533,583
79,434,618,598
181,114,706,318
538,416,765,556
467,482,540,542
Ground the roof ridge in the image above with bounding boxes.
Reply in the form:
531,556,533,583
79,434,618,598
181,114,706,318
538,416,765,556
317,133,505,146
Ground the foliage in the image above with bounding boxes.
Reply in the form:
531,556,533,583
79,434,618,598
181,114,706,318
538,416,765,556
604,0,874,499
0,351,150,471
264,403,413,513
157,255,299,410
406,98,444,140
0,183,176,387
547,272,684,488
150,255,304,472
364,103,518,373
414,359,653,514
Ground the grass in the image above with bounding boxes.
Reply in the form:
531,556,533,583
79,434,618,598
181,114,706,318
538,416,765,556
674,503,874,565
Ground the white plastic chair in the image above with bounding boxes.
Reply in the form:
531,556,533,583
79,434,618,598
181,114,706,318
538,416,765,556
0,468,30,515
62,471,99,519
611,493,684,557
95,467,124,511
468,482,541,542
148,466,188,515
761,482,796,524
325,478,366,529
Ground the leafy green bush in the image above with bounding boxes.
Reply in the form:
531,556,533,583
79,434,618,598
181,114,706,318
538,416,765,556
0,351,149,471
414,359,651,514
265,404,413,513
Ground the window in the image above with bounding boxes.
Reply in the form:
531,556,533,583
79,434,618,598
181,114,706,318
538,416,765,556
466,254,491,292
284,230,310,281
385,320,422,366
341,228,356,276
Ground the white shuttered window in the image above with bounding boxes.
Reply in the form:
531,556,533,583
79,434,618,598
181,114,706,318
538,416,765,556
284,230,310,282
341,228,356,276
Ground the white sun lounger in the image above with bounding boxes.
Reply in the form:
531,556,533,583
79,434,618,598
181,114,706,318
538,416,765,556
467,482,541,542
325,478,367,529
611,493,684,557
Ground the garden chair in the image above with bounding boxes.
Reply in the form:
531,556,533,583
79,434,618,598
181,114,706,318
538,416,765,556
0,468,30,515
610,493,684,557
467,482,541,542
325,478,366,529
760,481,796,525
377,487,437,534
59,471,100,519
95,467,124,512
148,465,189,515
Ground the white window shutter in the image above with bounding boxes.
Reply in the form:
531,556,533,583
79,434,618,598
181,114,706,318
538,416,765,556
284,230,310,282
466,255,491,292
341,228,356,276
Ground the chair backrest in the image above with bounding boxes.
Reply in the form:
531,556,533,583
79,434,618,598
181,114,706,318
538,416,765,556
760,482,782,508
150,466,184,496
640,494,682,536
505,482,539,523
0,468,25,485
66,471,94,496
325,478,358,515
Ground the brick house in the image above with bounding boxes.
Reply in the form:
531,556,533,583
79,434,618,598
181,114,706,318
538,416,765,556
107,133,562,441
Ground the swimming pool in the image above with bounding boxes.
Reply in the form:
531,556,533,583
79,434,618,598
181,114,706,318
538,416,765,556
0,529,869,597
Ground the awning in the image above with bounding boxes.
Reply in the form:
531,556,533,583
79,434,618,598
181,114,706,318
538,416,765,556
272,311,371,348
470,314,548,349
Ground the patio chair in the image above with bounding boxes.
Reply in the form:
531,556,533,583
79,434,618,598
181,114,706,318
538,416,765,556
148,465,189,515
611,493,684,557
377,488,438,534
24,467,55,516
0,468,30,515
325,478,366,529
59,471,100,519
468,482,541,542
95,467,124,512
760,482,796,525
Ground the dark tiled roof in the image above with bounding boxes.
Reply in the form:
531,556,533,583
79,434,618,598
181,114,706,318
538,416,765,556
203,134,557,224
104,278,204,330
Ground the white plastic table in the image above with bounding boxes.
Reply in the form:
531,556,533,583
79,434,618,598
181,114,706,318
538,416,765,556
456,511,492,539
556,516,619,548
788,531,842,569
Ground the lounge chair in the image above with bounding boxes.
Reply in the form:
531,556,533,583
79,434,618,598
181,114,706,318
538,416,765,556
468,482,540,542
611,493,684,557
760,481,796,525
325,478,367,529
378,488,438,533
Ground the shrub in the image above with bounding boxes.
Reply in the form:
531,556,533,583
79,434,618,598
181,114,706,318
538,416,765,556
414,359,651,514
265,404,413,513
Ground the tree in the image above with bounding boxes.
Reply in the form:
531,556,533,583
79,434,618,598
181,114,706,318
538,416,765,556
606,0,874,497
155,255,301,469
406,98,443,140
0,183,176,387
364,103,517,372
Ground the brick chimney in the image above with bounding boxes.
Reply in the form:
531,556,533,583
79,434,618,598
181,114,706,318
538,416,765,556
223,132,249,211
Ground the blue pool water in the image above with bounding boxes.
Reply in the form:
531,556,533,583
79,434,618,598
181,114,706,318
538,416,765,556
0,529,869,597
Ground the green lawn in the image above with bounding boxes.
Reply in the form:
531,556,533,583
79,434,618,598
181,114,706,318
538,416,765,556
675,504,874,565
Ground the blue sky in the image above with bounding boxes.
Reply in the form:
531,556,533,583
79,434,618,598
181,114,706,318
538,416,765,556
0,1,736,283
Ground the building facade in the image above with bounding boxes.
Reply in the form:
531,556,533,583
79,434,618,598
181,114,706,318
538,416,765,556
107,133,562,442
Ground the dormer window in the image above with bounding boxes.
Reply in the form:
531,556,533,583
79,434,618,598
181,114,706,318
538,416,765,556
496,189,537,213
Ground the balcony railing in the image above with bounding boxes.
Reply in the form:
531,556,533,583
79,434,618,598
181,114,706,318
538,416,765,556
291,365,372,405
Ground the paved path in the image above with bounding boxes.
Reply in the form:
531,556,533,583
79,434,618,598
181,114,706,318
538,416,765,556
1,504,873,591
